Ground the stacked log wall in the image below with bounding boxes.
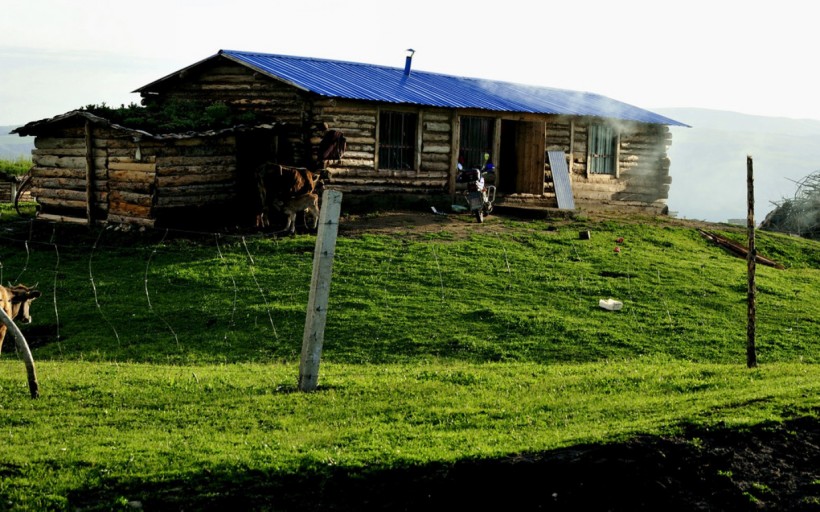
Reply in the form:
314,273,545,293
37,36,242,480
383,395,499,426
150,59,308,166
569,122,671,212
30,125,109,220
154,135,238,210
310,101,451,193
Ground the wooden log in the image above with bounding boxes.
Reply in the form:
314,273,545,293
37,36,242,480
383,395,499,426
158,183,234,198
332,177,447,188
109,161,157,172
155,174,235,187
31,166,107,180
155,194,233,207
31,177,87,190
106,214,156,227
109,190,153,207
30,186,105,202
109,155,157,164
36,212,88,224
35,196,87,210
33,155,107,169
108,170,155,183
34,138,85,150
109,201,152,217
155,165,236,177
32,148,106,158
154,156,234,166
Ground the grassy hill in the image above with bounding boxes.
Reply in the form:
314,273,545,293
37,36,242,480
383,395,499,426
0,205,818,510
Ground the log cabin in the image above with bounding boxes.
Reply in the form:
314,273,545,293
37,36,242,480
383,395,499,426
13,49,687,227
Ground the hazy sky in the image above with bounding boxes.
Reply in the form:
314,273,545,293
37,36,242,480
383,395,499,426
1,0,818,125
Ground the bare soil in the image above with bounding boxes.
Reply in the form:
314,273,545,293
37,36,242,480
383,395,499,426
278,415,820,511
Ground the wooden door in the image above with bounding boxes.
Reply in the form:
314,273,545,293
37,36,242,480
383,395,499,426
515,121,546,195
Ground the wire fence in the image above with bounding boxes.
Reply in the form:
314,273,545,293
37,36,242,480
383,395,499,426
0,213,768,367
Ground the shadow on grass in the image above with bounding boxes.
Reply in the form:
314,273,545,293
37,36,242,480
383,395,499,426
66,416,820,512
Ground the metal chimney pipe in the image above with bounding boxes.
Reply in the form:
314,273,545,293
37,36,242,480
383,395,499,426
404,49,415,75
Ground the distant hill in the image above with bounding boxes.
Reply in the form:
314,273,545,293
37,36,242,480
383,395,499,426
0,125,34,159
656,108,820,223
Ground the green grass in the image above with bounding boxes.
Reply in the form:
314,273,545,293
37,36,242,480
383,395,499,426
0,156,32,176
0,205,818,509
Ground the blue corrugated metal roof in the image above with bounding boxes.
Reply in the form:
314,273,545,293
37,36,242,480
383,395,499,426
139,50,688,126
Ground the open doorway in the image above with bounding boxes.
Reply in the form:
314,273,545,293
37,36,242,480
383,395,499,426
498,120,545,195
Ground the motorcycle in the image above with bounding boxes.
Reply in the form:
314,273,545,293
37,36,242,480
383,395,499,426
456,153,496,223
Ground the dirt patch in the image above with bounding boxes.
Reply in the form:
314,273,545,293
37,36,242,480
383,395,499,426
336,207,719,240
98,415,819,511
293,416,820,511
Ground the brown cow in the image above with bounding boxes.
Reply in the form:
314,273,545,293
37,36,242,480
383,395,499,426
274,193,320,234
254,163,322,229
0,284,41,355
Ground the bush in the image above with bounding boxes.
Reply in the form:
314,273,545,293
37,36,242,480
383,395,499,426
761,170,820,240
0,156,32,176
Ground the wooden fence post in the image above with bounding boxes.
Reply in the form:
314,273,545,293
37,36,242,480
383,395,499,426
298,189,343,391
0,307,39,398
747,156,758,368
84,119,95,226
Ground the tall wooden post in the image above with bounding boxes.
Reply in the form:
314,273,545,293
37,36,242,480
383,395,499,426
298,189,343,391
0,307,39,398
746,156,758,368
84,120,95,226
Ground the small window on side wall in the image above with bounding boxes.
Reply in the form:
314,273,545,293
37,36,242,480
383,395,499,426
588,124,617,175
378,111,417,170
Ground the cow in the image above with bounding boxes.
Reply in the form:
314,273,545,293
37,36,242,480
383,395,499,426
274,193,320,234
0,284,41,355
254,162,322,230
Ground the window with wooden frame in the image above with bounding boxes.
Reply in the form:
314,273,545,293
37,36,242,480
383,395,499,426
459,116,495,169
588,124,618,175
378,111,418,170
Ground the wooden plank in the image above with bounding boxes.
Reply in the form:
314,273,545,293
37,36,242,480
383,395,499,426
36,212,88,225
155,174,235,187
109,161,157,172
35,196,87,210
31,177,87,190
298,189,343,392
106,214,156,227
109,190,153,207
108,170,156,183
108,201,152,217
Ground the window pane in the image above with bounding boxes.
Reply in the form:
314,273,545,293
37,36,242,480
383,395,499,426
459,116,494,169
589,124,615,174
379,111,417,170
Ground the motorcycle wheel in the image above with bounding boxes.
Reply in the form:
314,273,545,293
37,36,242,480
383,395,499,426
475,209,484,223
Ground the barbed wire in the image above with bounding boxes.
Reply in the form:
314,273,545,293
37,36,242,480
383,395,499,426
241,236,278,339
144,228,180,347
0,216,688,364
215,233,239,345
89,228,121,345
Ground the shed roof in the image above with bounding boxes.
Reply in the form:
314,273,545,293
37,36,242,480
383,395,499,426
11,110,282,139
136,50,688,127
